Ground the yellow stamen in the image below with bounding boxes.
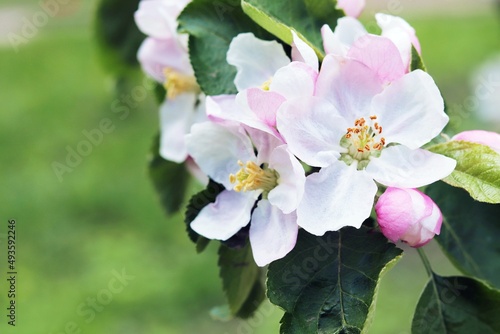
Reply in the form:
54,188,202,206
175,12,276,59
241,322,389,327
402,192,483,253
260,78,273,91
229,160,278,194
163,68,200,100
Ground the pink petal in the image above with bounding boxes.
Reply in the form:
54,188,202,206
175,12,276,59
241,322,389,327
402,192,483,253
321,19,367,56
316,55,383,122
452,130,500,154
336,0,366,18
246,88,286,128
347,35,406,83
376,187,442,247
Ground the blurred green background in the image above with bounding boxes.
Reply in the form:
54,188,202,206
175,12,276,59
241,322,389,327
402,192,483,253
0,0,499,333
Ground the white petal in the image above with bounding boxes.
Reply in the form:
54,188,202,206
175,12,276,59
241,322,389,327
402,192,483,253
159,93,197,162
321,18,367,56
191,190,255,240
247,129,284,164
297,162,377,235
316,55,383,122
372,70,448,149
277,96,347,167
270,62,318,100
227,33,290,91
376,13,421,66
366,146,457,188
291,31,318,70
267,146,306,214
134,0,186,39
186,121,256,188
249,201,298,266
137,37,191,82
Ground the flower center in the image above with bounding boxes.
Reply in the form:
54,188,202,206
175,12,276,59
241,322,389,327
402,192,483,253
163,68,200,100
260,78,273,91
229,160,279,196
340,115,386,170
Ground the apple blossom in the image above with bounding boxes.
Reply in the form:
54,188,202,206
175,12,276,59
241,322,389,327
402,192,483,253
208,32,319,139
452,130,500,154
322,13,420,73
375,187,442,247
336,0,366,18
135,0,206,163
185,121,305,266
277,54,456,236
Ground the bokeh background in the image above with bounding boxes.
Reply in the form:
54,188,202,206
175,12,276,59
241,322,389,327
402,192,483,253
0,0,499,333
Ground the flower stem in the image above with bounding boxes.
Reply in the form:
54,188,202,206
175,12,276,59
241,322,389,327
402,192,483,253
417,248,433,277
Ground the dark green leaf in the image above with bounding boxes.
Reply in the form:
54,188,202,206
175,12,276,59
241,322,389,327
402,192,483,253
410,45,426,71
148,135,190,215
267,226,402,334
185,179,225,243
412,273,500,333
219,243,265,318
95,0,145,74
426,182,500,288
241,0,344,58
428,141,500,203
178,0,272,95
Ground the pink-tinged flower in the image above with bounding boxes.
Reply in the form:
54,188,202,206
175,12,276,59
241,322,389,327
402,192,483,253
376,188,442,247
452,130,500,154
322,13,420,74
336,0,366,18
209,32,319,139
185,122,305,266
277,55,456,236
135,0,206,163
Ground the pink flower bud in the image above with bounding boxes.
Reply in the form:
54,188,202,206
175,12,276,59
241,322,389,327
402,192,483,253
452,130,500,154
375,188,442,248
336,0,366,18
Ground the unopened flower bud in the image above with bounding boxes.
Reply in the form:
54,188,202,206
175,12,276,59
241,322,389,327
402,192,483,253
375,187,442,247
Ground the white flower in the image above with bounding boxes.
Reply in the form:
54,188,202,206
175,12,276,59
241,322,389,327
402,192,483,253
208,32,319,139
185,121,305,266
135,0,206,163
277,55,456,236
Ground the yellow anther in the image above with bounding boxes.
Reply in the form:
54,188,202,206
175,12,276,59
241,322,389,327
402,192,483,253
229,160,278,194
260,78,273,91
163,68,200,100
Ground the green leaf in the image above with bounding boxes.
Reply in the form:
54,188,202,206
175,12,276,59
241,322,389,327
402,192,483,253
95,0,145,75
185,179,225,243
241,0,344,58
412,273,500,333
218,243,265,318
267,226,402,334
178,0,272,95
428,141,500,204
426,182,500,288
410,45,426,71
148,135,190,215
